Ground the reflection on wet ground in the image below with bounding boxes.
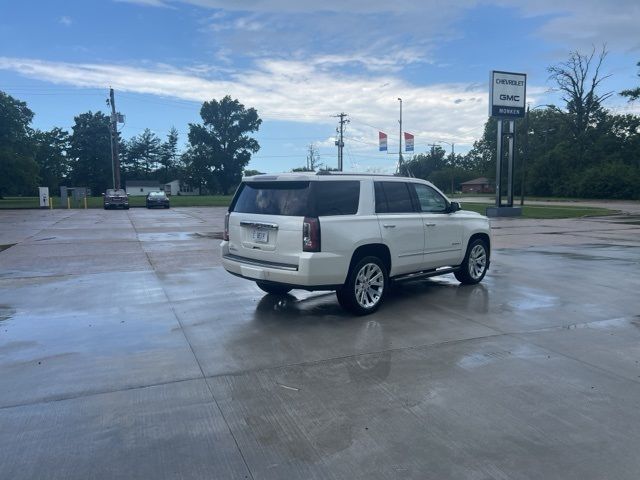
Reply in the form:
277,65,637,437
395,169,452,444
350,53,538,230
1,208,640,480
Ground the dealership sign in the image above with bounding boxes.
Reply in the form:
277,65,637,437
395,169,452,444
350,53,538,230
489,70,526,118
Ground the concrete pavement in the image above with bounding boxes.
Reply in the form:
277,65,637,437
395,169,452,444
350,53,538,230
1,207,639,479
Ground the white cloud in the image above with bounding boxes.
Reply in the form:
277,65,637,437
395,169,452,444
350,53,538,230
58,16,72,26
119,0,640,56
496,0,640,52
0,55,504,149
115,0,170,7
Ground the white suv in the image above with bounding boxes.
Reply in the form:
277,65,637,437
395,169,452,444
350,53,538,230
221,172,491,315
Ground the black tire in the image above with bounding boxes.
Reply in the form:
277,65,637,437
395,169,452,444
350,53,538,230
336,255,388,315
454,238,489,285
256,282,292,295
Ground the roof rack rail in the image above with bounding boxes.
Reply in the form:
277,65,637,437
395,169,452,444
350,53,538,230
315,171,396,177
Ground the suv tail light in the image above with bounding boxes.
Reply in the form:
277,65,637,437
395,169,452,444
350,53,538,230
303,217,321,252
223,212,230,241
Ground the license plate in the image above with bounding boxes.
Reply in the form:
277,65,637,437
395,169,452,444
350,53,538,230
252,229,269,243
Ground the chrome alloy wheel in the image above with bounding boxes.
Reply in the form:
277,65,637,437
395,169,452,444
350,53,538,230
354,262,384,309
468,244,487,280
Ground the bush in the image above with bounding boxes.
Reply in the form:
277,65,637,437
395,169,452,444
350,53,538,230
576,162,640,199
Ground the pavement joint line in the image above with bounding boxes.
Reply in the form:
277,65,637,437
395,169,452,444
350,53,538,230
0,375,204,411
200,331,513,381
1,210,77,250
127,209,257,480
510,331,640,387
0,313,637,411
0,330,511,412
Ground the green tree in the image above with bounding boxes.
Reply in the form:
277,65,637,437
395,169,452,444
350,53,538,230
124,128,162,178
159,127,180,183
181,145,212,195
400,146,447,179
68,111,112,195
186,96,261,194
0,91,39,197
33,127,70,193
547,46,612,169
621,61,640,101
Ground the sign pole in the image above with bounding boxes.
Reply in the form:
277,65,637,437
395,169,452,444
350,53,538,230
507,120,515,207
495,120,502,207
488,70,526,217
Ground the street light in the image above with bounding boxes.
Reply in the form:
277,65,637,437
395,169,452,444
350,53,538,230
521,104,552,206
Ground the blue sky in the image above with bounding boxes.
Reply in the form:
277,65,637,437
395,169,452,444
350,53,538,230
1,0,639,173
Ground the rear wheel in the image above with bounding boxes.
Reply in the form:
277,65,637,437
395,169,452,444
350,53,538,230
336,256,387,315
256,282,292,295
454,238,489,285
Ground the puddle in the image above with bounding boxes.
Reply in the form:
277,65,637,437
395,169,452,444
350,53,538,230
191,232,224,239
506,290,558,311
137,231,223,241
0,305,16,322
565,317,634,330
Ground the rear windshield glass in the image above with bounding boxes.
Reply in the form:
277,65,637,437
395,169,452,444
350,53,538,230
233,181,310,216
231,180,360,216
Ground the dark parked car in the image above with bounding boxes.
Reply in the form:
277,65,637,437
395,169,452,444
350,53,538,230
146,191,170,209
103,189,129,209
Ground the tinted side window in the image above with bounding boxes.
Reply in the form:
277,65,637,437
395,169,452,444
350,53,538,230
314,181,360,216
374,182,387,213
232,182,310,216
375,182,415,213
413,184,448,213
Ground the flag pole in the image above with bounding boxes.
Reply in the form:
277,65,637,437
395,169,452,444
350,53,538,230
397,98,403,173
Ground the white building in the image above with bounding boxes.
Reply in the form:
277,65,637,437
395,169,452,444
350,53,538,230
164,179,200,196
126,180,163,196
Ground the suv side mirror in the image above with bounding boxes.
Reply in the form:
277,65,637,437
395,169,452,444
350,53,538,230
449,201,461,212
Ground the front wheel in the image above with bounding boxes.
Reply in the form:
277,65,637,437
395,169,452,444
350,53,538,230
336,256,388,315
256,282,292,295
454,238,489,285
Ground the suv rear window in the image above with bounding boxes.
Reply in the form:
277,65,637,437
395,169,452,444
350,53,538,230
231,180,360,216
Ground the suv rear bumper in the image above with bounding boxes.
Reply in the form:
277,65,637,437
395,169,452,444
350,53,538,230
221,243,347,288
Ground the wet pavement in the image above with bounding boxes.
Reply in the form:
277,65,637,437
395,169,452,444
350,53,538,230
1,207,639,479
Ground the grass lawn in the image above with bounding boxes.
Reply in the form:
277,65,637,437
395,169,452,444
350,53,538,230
0,196,617,219
460,202,617,219
0,195,233,209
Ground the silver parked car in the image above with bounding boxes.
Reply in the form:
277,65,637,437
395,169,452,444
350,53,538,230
103,189,129,210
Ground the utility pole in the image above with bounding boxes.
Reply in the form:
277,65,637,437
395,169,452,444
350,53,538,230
398,98,403,173
108,88,122,190
334,113,348,171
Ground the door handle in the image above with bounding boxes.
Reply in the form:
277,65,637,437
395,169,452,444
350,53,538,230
383,224,396,228
424,222,436,227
